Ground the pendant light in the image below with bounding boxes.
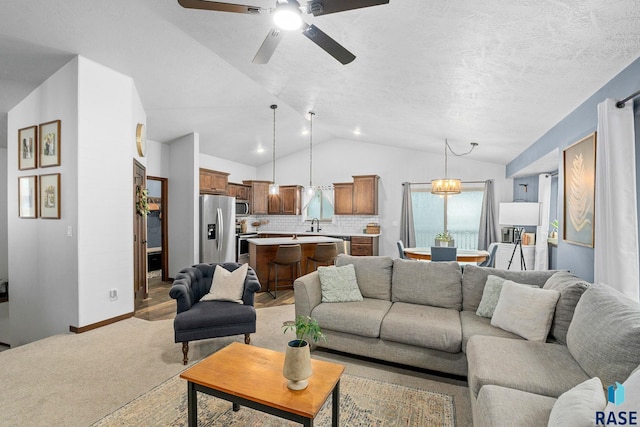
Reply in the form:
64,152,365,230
306,111,316,197
269,104,279,195
431,139,478,195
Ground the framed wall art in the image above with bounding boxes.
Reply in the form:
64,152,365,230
563,132,596,247
18,175,38,218
40,173,61,219
18,125,38,170
39,120,61,167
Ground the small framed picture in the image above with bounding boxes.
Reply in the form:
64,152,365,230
40,173,61,219
39,120,61,167
18,175,38,218
18,125,38,170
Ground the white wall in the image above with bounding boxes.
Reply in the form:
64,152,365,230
76,57,144,326
168,133,199,278
147,139,170,178
256,139,512,257
0,148,8,344
8,58,80,346
200,153,257,184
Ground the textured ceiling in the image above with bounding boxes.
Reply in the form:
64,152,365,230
1,0,640,168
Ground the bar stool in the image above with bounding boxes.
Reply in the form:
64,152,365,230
268,244,302,299
306,242,338,273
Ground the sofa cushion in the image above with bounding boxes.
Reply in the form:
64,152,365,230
542,271,590,345
318,264,363,303
461,265,557,312
490,281,560,342
475,385,556,427
566,283,640,387
335,254,393,300
391,259,462,310
547,377,606,427
311,297,392,338
475,275,538,318
466,335,590,399
459,310,523,353
380,302,462,353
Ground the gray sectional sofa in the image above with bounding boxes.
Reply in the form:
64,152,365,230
293,254,640,426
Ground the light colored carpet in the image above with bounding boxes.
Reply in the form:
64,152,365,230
0,305,472,427
92,373,455,426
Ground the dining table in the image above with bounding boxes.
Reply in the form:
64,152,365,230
403,247,490,263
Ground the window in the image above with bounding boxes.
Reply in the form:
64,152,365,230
304,188,334,221
411,184,484,250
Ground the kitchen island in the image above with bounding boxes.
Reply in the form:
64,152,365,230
248,236,343,292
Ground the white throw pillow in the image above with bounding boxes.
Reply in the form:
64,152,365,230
200,263,248,304
318,264,363,303
548,377,606,427
476,275,538,318
490,280,560,341
601,365,640,419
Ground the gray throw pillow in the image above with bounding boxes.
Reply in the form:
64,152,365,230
491,281,560,342
566,283,640,387
476,275,538,318
318,264,364,303
543,271,590,345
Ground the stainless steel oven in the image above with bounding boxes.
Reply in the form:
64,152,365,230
236,233,258,263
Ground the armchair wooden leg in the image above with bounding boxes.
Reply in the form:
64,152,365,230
244,333,251,345
182,341,189,365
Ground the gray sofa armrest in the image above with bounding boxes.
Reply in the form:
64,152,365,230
294,271,323,318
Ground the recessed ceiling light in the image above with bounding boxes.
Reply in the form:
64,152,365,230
257,147,265,153
353,128,361,135
302,130,309,136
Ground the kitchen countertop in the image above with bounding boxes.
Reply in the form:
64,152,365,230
247,236,344,246
256,231,381,238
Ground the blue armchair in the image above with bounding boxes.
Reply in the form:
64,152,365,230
169,262,261,364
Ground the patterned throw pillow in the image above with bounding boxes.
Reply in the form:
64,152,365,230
318,264,364,303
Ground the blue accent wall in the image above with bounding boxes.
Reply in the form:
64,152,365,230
506,56,640,282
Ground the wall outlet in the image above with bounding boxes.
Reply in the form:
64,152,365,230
109,288,118,301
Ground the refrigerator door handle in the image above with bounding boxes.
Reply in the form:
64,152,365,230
217,208,223,252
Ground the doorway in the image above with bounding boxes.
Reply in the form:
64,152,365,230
133,160,147,310
146,176,169,281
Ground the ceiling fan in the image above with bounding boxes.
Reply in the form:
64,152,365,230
177,0,389,64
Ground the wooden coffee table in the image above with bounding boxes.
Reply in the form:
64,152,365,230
180,342,345,426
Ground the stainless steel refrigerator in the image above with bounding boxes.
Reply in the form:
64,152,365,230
199,195,236,263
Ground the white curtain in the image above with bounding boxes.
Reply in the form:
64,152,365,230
535,174,551,270
594,98,639,301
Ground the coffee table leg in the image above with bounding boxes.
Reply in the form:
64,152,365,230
332,379,340,427
188,381,197,427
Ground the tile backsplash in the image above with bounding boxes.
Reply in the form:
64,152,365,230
239,215,379,235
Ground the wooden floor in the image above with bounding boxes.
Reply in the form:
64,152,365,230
135,276,294,322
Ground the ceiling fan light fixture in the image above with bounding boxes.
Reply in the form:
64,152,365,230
273,5,302,30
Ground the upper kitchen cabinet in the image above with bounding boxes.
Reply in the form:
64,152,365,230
243,180,271,215
227,182,251,201
333,175,379,215
268,185,303,215
333,182,354,215
200,168,229,195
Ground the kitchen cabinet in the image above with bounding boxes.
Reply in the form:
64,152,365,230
268,185,303,215
243,180,271,215
350,236,379,256
494,242,536,270
353,175,379,215
227,182,251,200
333,183,354,215
199,168,229,195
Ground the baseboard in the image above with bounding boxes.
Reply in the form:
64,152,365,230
69,312,134,334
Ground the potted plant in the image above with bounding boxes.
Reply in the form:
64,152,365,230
549,219,559,238
435,231,454,247
281,316,326,390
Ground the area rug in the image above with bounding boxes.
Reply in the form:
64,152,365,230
92,373,455,426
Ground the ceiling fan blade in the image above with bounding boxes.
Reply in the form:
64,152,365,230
306,0,389,16
252,29,284,64
302,24,355,65
177,0,263,14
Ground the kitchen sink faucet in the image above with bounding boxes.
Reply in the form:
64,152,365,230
310,217,321,232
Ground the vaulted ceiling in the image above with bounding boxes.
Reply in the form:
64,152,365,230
1,0,640,167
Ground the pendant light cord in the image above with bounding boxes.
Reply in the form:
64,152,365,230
309,111,315,188
271,104,277,184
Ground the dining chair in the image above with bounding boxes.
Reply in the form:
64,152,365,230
478,242,499,267
430,246,457,262
397,240,408,259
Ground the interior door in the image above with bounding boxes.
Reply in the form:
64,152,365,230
133,160,147,310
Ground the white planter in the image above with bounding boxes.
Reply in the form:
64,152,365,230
439,241,448,247
283,340,313,390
